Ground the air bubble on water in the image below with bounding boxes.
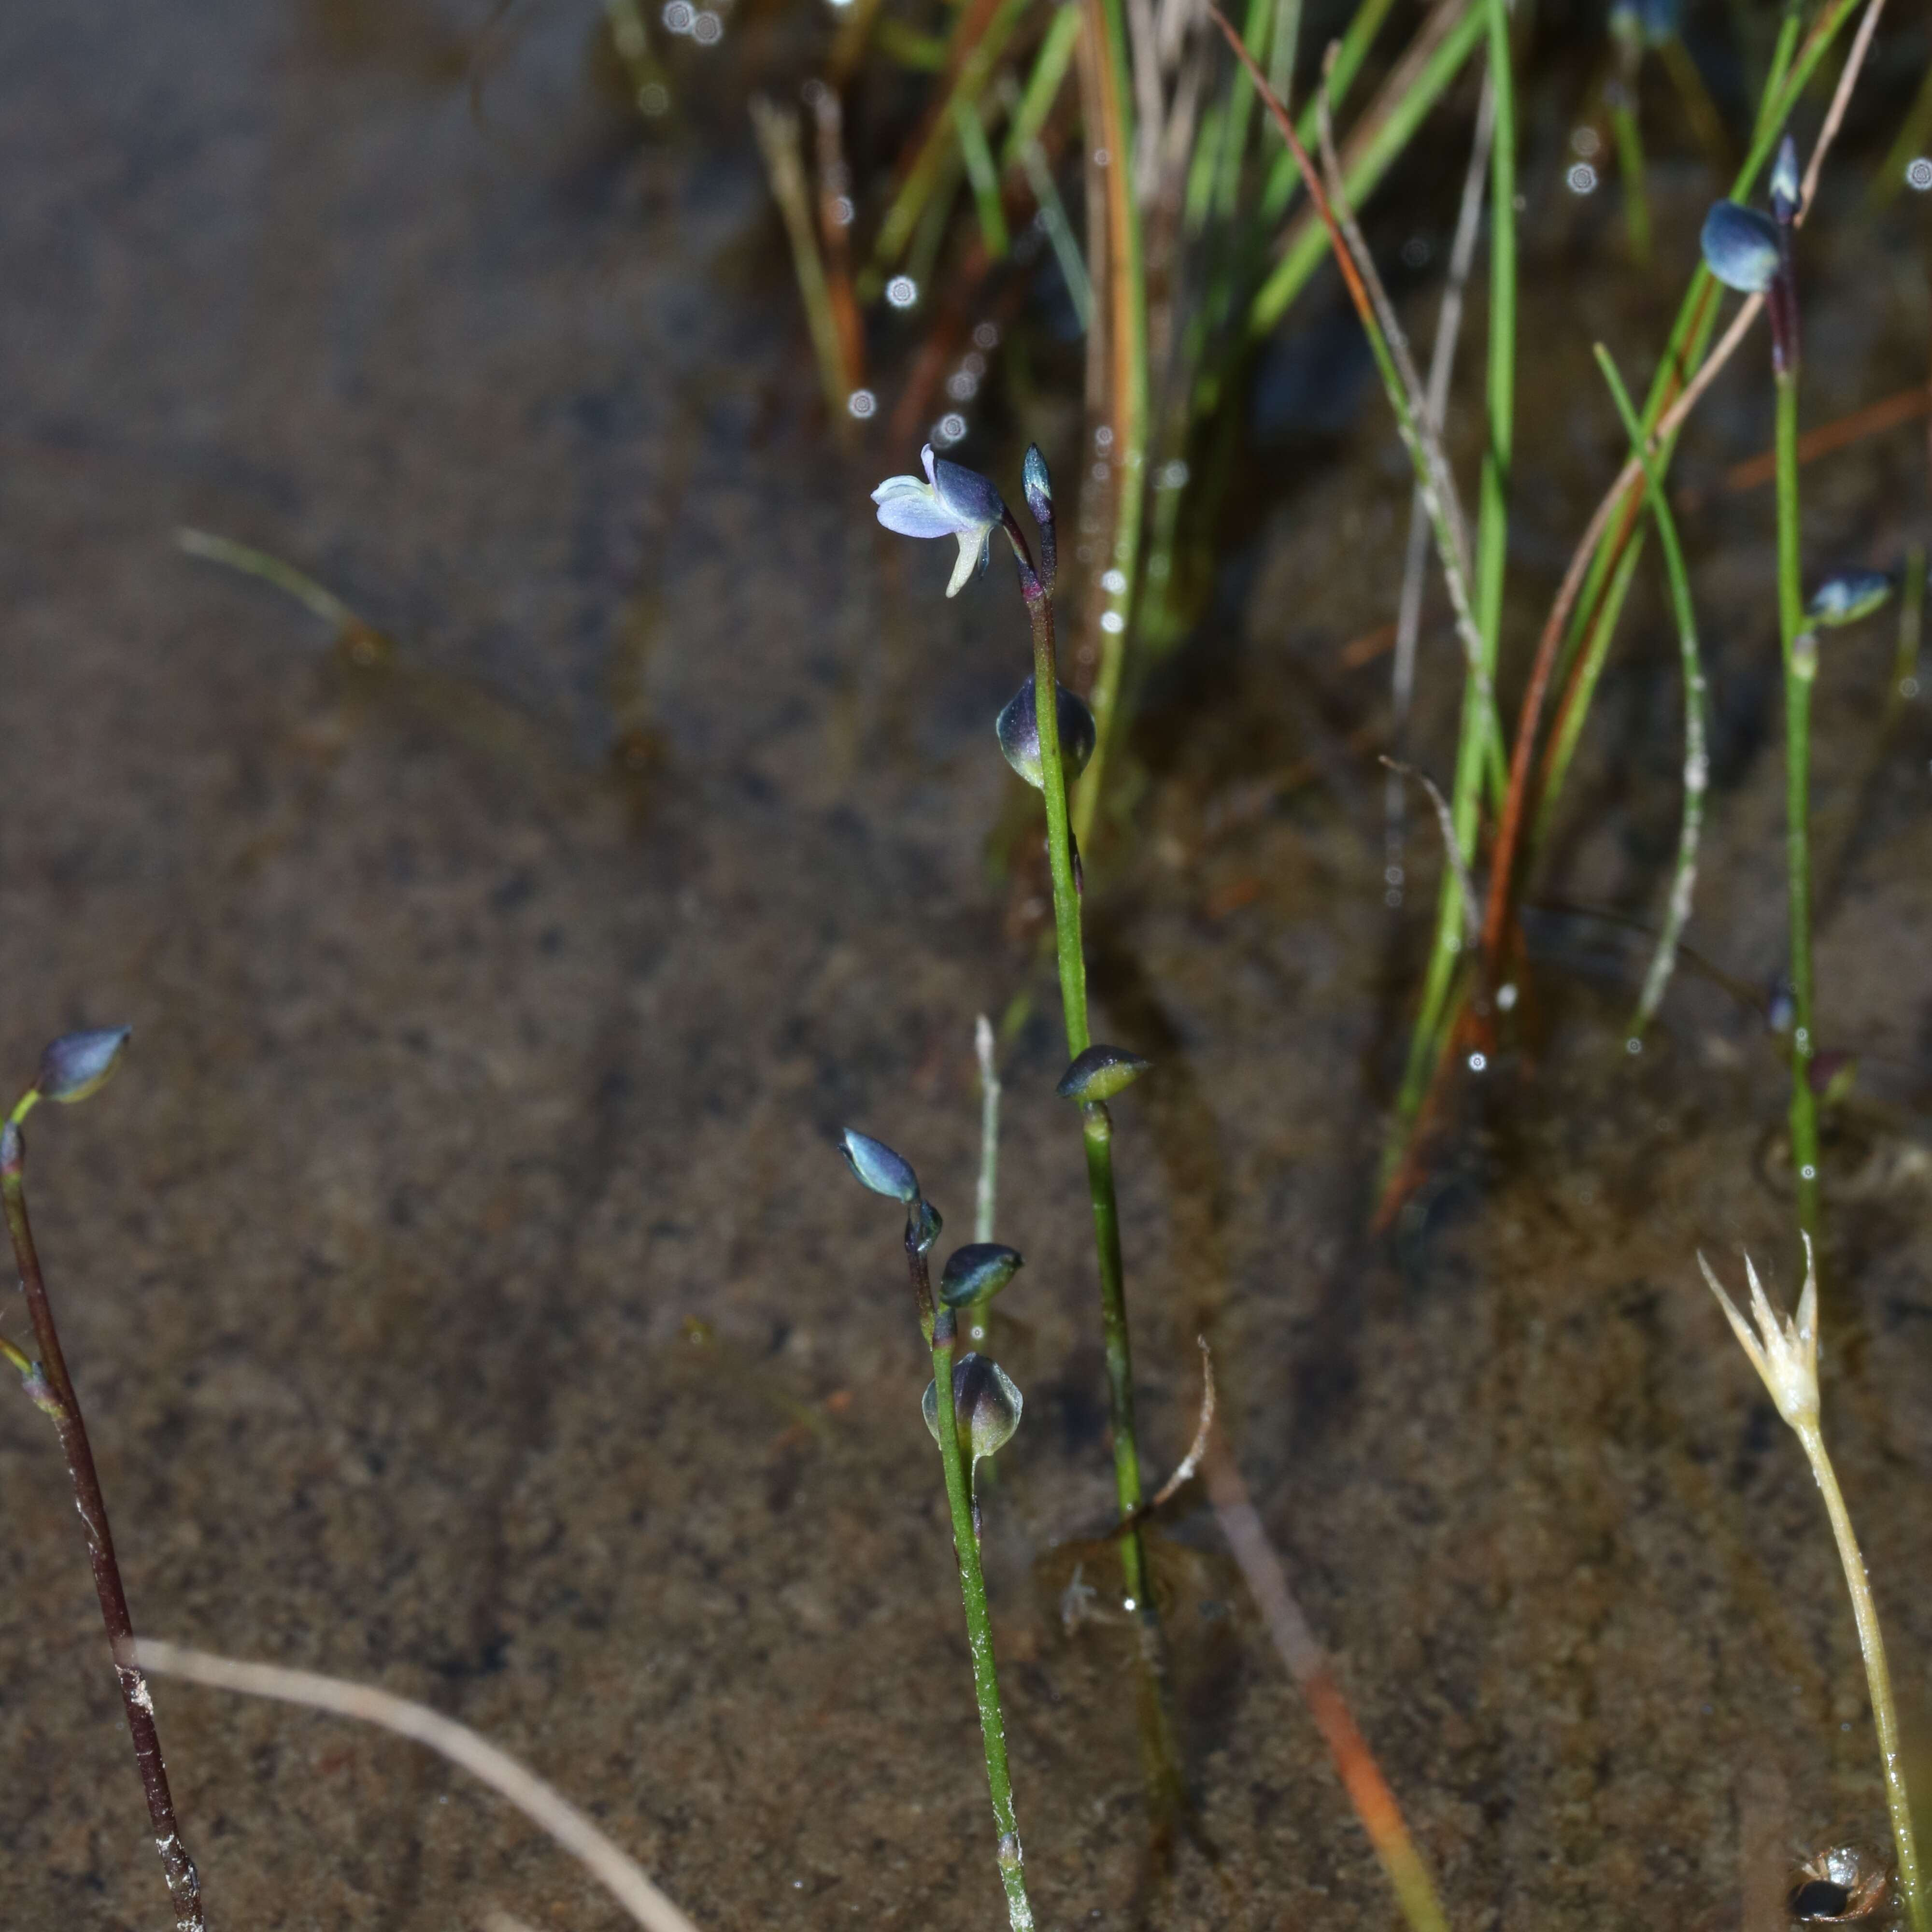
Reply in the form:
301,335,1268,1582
886,275,919,310
846,389,876,419
1467,1051,1487,1072
1567,163,1598,195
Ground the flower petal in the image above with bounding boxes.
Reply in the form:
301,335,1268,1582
945,528,980,596
931,454,1005,531
874,481,960,540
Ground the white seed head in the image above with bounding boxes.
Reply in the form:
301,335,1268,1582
1697,1234,1819,1433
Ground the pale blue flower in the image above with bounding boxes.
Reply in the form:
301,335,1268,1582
871,444,1006,597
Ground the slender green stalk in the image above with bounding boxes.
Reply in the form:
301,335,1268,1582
1802,1436,1928,1932
1015,523,1151,1610
1249,0,1486,332
1412,0,1512,1071
928,1307,1035,1932
750,97,858,433
1887,542,1925,721
1594,346,1707,1040
1776,369,1820,1234
176,527,360,633
1533,536,1643,848
1070,0,1149,850
1699,1245,1927,1932
865,0,1031,285
954,96,1012,256
1256,0,1400,223
998,2,1082,170
1871,55,1932,207
1607,85,1652,266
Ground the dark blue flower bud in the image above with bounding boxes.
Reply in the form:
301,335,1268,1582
995,678,1097,789
1700,201,1781,295
1022,445,1052,528
1806,570,1891,628
923,1351,1023,1469
938,1243,1024,1309
840,1128,920,1203
1055,1044,1151,1102
1770,134,1801,222
37,1027,132,1105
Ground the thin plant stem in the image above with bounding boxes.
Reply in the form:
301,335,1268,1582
750,96,858,436
133,1639,701,1932
975,1014,1001,1247
925,1296,1035,1931
866,0,1032,284
1389,75,1495,863
1607,82,1652,266
954,95,1012,256
1070,0,1148,850
1698,1243,1927,1932
1798,1436,1928,1932
1392,0,1513,1119
1776,368,1821,1235
1,1112,205,1932
1207,1438,1451,1932
1249,0,1487,334
176,526,361,634
1890,542,1926,717
1593,345,1708,1042
1009,515,1151,1608
1871,53,1932,209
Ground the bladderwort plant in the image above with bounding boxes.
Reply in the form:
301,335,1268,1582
0,1028,207,1932
1697,1240,1928,1932
837,1127,1035,1932
870,444,1179,1779
1701,133,1820,1236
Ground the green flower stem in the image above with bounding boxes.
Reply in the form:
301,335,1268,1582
1796,1422,1929,1932
0,1122,206,1932
1014,529,1152,1613
1593,345,1707,1041
927,1306,1035,1932
1775,367,1820,1235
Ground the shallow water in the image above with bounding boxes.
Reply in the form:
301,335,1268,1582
1,2,1930,1928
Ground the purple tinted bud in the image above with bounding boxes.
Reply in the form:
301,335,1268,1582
37,1027,132,1105
1700,201,1780,295
1055,1043,1151,1102
995,677,1097,790
840,1128,920,1203
938,1243,1023,1309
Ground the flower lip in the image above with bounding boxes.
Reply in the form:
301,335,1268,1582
1700,200,1781,294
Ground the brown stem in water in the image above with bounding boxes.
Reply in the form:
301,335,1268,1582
0,1119,205,1932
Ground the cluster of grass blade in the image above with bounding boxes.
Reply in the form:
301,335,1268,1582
742,0,1522,847
1375,0,1889,1223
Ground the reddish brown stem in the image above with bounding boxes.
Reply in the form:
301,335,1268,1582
1,1122,205,1932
